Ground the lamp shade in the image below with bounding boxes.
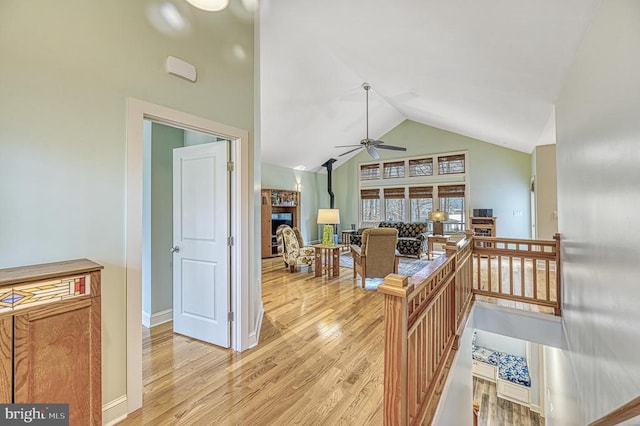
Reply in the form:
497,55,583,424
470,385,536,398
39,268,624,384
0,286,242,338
185,0,229,11
317,209,340,224
428,210,448,222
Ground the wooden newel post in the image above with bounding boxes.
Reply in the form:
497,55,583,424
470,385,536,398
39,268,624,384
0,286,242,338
553,233,562,316
445,241,458,258
465,229,474,242
378,274,411,426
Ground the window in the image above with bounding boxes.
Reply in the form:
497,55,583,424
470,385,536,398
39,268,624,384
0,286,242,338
438,184,466,232
438,154,465,175
360,189,380,221
409,158,433,177
409,186,433,223
383,161,405,179
384,187,405,222
360,164,380,180
358,152,468,231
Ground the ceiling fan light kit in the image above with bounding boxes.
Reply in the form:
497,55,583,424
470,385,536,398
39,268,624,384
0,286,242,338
336,82,407,159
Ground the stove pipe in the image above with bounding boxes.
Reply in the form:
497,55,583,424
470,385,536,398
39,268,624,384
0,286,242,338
321,158,338,209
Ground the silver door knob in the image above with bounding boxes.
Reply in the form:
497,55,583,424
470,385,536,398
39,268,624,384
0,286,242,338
170,246,180,253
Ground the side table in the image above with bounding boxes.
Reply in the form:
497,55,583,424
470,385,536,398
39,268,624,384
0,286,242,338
312,244,344,278
341,230,356,252
427,235,449,259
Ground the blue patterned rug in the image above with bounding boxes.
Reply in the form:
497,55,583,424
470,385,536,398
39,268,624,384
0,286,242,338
339,253,430,290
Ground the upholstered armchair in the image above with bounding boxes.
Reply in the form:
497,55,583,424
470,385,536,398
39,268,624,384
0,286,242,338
275,224,315,272
350,228,399,283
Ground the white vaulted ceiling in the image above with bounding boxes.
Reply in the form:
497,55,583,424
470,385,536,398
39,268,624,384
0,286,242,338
259,0,600,171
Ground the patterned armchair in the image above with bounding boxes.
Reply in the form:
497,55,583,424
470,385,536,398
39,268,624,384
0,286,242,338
275,224,315,272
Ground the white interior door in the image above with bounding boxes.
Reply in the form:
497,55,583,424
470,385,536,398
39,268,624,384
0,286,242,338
172,142,230,347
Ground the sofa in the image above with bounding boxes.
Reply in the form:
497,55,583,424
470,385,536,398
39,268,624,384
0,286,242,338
350,221,429,258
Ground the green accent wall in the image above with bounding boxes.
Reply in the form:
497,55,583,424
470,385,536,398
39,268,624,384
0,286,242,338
0,1,254,406
333,120,532,238
150,123,184,315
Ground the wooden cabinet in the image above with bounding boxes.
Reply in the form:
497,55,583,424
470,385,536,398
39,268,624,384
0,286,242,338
261,189,300,258
470,216,497,237
0,317,11,403
0,259,102,425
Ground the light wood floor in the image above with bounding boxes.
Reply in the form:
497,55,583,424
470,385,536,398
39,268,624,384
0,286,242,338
119,258,385,425
473,377,543,426
120,258,542,425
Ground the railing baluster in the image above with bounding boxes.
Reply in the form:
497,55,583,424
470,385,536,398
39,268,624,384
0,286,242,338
509,256,514,295
533,258,538,299
498,255,503,294
521,257,525,297
487,252,492,292
476,254,481,290
409,330,417,420
546,259,550,301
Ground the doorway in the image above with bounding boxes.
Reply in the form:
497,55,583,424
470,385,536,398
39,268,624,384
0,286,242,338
126,98,252,413
141,122,231,347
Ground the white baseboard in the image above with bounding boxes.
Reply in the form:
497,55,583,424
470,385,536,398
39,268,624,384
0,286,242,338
530,403,544,415
248,303,264,348
151,309,173,327
142,310,151,328
103,395,128,426
142,308,173,328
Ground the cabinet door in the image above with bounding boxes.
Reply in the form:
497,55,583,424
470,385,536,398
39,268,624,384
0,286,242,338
14,298,101,425
0,316,11,403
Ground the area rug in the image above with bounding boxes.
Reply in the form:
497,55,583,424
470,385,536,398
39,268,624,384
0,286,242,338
339,253,430,290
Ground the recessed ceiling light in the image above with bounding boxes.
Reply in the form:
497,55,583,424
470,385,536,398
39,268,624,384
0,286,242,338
185,0,229,12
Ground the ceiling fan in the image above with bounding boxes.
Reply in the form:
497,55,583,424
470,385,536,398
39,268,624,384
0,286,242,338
335,82,407,160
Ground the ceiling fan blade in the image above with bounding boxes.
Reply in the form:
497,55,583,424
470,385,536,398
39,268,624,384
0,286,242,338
339,146,364,156
366,145,380,159
376,144,407,152
334,144,363,148
370,140,386,146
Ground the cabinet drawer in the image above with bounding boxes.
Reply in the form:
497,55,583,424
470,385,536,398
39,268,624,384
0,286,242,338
472,360,496,382
497,379,531,405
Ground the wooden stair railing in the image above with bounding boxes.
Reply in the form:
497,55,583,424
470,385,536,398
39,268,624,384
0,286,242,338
588,396,640,426
377,232,474,425
378,232,564,425
471,233,562,315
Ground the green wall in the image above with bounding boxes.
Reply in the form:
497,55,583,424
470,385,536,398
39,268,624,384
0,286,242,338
261,164,328,242
0,0,254,407
143,124,226,323
333,120,532,238
150,123,184,315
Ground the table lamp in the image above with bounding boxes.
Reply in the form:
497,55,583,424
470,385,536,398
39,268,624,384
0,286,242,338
317,209,340,246
428,210,448,236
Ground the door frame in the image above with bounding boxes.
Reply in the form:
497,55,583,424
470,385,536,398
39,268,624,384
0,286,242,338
126,98,250,412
